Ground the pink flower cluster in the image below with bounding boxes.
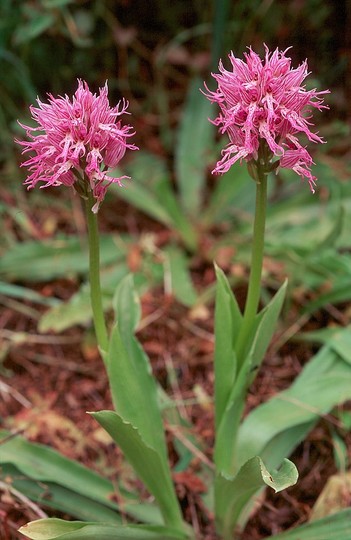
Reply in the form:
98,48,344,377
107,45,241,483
17,80,138,212
204,46,329,192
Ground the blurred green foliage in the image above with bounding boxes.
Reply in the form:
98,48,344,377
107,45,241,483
1,0,348,165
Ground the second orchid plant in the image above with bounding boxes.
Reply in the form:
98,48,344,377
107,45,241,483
17,46,328,540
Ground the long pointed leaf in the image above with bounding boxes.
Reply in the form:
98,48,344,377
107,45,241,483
246,280,287,373
270,509,351,539
1,463,121,523
237,335,351,471
110,276,167,457
111,153,174,226
91,411,183,529
214,264,242,430
165,246,198,306
19,519,188,540
0,431,117,509
215,280,286,474
0,433,162,524
0,235,124,282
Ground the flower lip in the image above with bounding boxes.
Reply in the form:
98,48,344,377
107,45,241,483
16,79,138,212
204,44,329,191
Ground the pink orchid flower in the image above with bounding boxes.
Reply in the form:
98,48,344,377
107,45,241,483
17,80,138,212
204,45,329,192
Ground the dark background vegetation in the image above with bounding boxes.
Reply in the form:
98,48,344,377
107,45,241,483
1,0,350,166
1,1,351,539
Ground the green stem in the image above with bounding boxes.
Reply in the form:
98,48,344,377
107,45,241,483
235,167,268,366
85,191,109,355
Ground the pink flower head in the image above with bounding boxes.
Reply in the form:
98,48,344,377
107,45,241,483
17,80,138,212
204,45,329,192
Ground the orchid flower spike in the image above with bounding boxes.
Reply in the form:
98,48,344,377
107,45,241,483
204,45,329,192
17,80,138,212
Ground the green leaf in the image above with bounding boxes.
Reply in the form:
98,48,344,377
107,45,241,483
270,509,351,539
110,276,166,456
1,463,121,523
111,152,173,224
19,519,187,540
112,276,205,479
316,205,344,251
215,457,297,537
114,178,175,227
0,235,123,282
175,77,214,216
214,279,286,475
246,280,287,373
202,161,251,226
91,411,183,529
164,246,197,306
328,328,351,365
107,323,166,453
0,281,59,306
330,431,348,471
38,264,134,332
107,276,183,528
38,252,165,332
156,181,198,251
301,275,351,314
42,0,73,7
0,435,162,524
112,153,198,251
113,273,141,335
236,335,351,472
0,431,119,510
14,14,55,44
296,326,345,345
20,519,82,540
213,264,242,429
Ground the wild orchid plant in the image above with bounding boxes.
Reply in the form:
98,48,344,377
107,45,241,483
16,47,329,540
